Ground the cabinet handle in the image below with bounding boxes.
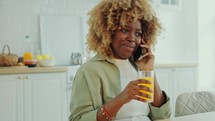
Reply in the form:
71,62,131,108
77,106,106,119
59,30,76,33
24,75,30,79
18,75,23,79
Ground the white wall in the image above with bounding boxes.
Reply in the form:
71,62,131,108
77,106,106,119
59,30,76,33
183,0,198,63
0,0,99,57
0,0,198,64
0,0,199,64
155,11,185,64
198,0,215,90
154,0,198,64
153,0,215,91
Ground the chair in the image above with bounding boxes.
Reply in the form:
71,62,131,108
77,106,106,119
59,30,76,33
175,91,215,117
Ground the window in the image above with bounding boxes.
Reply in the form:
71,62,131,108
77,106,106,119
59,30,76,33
158,0,182,10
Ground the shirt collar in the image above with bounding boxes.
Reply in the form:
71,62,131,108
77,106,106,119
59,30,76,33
91,54,115,64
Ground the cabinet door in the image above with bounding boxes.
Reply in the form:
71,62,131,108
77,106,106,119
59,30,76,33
173,67,197,117
0,74,24,121
155,67,197,117
155,68,173,97
155,68,175,117
173,68,197,96
23,72,67,121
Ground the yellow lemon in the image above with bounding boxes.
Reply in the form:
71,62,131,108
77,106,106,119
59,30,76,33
41,54,50,59
36,55,42,60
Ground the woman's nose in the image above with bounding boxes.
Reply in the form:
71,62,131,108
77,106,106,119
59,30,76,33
128,33,136,42
127,37,135,42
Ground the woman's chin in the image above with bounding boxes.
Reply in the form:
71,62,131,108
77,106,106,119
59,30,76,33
122,53,133,59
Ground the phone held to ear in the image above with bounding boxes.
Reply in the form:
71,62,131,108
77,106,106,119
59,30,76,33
133,45,148,62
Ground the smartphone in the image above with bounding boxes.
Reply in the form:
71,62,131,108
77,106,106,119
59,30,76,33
133,44,148,62
133,46,142,62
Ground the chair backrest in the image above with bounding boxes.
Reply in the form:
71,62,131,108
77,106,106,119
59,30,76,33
175,91,215,117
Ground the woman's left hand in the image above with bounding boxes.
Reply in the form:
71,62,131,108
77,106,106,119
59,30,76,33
136,39,155,70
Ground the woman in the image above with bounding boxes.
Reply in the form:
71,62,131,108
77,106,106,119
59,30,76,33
69,0,171,121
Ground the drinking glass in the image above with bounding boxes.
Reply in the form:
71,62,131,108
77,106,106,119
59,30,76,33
138,70,154,103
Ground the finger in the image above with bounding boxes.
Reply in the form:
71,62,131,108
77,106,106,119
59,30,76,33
134,95,151,102
125,82,142,93
140,44,149,48
128,84,153,101
138,52,153,60
133,95,147,102
139,86,153,92
140,45,152,53
139,94,152,101
131,79,151,85
142,52,153,58
138,97,148,102
126,81,151,96
138,79,152,84
139,89,153,99
141,38,145,44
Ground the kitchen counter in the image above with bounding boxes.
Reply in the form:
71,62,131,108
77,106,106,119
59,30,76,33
0,66,67,74
0,63,197,74
155,63,198,68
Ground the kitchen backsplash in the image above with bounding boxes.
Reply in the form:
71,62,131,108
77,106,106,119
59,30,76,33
0,0,100,57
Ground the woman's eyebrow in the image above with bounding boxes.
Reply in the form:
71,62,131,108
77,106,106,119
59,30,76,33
123,25,142,30
122,25,129,28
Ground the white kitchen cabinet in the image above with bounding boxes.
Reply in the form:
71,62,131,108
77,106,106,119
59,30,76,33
0,72,67,121
155,68,173,98
173,68,197,98
0,74,24,121
155,65,197,117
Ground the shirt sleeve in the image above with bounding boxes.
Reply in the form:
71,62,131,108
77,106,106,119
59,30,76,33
148,91,171,120
69,68,99,121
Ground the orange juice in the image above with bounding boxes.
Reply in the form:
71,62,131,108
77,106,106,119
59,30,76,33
138,77,154,102
23,52,33,61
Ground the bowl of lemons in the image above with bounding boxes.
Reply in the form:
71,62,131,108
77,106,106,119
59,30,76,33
36,54,56,67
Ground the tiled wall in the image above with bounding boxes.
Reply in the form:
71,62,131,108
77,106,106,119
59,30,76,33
0,0,99,57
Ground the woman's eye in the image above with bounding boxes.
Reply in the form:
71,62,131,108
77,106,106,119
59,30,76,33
121,29,129,33
136,32,142,37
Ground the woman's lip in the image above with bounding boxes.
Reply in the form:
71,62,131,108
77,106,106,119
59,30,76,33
123,45,135,51
123,42,136,48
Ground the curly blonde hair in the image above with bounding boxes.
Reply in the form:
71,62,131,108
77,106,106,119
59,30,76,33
87,0,161,59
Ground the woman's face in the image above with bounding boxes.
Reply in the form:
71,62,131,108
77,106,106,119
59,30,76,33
111,20,142,59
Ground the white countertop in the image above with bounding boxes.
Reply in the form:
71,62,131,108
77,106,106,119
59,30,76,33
0,66,67,74
0,63,197,75
155,63,197,68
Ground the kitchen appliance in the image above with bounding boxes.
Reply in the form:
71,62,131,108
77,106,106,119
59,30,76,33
70,52,82,65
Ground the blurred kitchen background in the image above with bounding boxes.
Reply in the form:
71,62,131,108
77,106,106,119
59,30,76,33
0,0,215,102
1,0,215,120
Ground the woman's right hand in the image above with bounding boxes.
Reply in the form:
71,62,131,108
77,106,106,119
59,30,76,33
116,79,152,104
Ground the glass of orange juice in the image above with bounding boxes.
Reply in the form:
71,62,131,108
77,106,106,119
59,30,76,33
23,52,33,61
138,70,154,103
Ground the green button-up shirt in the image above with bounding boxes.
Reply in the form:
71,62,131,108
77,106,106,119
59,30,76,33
69,54,171,121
